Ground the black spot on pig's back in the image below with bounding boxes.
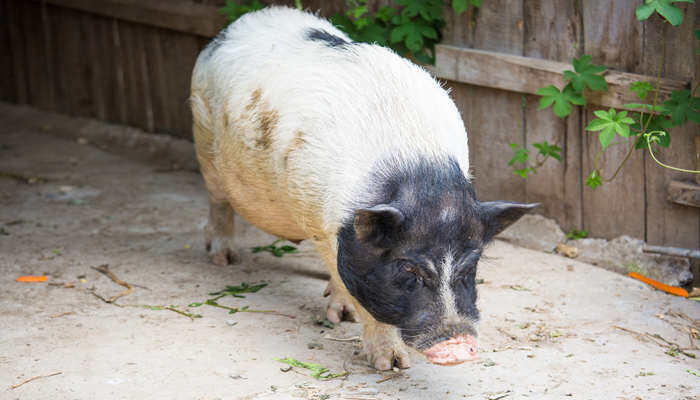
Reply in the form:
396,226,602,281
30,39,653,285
305,28,351,48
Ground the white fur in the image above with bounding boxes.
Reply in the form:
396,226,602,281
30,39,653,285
191,7,470,235
439,251,459,320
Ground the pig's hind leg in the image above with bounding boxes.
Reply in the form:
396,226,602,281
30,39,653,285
204,196,238,266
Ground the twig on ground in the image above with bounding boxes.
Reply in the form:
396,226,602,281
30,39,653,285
613,326,697,358
50,311,75,318
323,335,361,342
90,264,134,303
376,372,402,383
9,372,62,390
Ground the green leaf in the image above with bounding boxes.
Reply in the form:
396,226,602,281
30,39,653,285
585,108,636,149
390,20,437,52
275,358,348,380
376,6,396,23
630,81,654,100
663,89,700,126
452,0,469,14
564,55,608,93
586,170,602,190
188,302,203,307
536,84,585,118
532,141,563,161
513,168,530,179
623,103,668,114
635,0,693,26
508,143,529,166
219,0,265,22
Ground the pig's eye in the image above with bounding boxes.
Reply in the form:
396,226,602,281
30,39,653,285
402,262,419,275
397,261,423,289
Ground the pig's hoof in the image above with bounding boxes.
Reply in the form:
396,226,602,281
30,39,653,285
205,237,238,266
363,324,411,370
323,283,358,323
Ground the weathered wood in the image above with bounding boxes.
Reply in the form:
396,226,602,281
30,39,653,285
667,180,700,208
443,0,527,204
158,30,200,139
521,0,582,232
0,0,18,103
642,3,699,250
581,1,646,241
432,45,689,112
41,0,228,38
18,1,53,110
5,0,28,104
118,20,151,131
144,26,174,135
47,5,96,117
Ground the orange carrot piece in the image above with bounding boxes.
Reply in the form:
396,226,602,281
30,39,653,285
16,275,48,282
628,272,688,298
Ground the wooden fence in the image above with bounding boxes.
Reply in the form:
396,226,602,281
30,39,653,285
1,0,698,249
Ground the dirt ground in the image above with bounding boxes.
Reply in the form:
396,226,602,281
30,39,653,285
1,110,699,400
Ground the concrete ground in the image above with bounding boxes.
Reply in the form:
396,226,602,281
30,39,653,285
1,108,699,400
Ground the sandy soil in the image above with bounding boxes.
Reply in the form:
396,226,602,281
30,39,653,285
1,115,699,400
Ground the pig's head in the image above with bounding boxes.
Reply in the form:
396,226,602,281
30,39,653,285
337,158,536,366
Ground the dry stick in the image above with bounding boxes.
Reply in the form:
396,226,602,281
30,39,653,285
91,264,134,303
376,372,402,384
613,326,696,358
9,372,62,390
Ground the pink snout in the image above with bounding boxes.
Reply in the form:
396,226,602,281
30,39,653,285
423,334,478,366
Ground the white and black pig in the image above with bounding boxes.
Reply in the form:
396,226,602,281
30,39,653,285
190,7,535,370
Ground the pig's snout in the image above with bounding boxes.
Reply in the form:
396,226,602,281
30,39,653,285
422,334,477,366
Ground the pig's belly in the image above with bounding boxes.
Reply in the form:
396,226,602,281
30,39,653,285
221,169,309,242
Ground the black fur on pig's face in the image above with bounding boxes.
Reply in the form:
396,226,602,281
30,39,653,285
337,157,536,350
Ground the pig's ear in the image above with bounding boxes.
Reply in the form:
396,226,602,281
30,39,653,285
480,201,538,241
353,204,405,248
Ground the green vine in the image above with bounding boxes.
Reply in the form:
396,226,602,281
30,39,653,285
512,1,700,189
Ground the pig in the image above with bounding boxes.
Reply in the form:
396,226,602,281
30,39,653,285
189,6,535,370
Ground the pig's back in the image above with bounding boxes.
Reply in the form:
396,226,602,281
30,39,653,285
191,7,470,236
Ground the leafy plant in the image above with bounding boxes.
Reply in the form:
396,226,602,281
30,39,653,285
275,357,348,380
331,0,477,64
635,0,694,26
252,239,298,257
566,229,589,241
508,141,562,179
220,0,265,21
585,109,635,150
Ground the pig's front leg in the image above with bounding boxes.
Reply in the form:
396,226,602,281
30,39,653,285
362,319,411,370
314,239,410,370
204,196,238,266
323,278,358,323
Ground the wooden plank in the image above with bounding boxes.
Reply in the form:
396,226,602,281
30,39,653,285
42,0,228,37
0,0,18,103
581,1,646,241
443,0,527,204
19,0,54,110
117,20,151,131
642,2,699,249
432,45,689,112
110,18,129,124
668,181,700,208
159,30,200,139
144,26,174,134
81,12,107,120
46,5,96,117
5,0,29,104
521,0,583,232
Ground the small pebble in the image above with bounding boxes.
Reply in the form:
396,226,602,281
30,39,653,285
226,320,237,326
